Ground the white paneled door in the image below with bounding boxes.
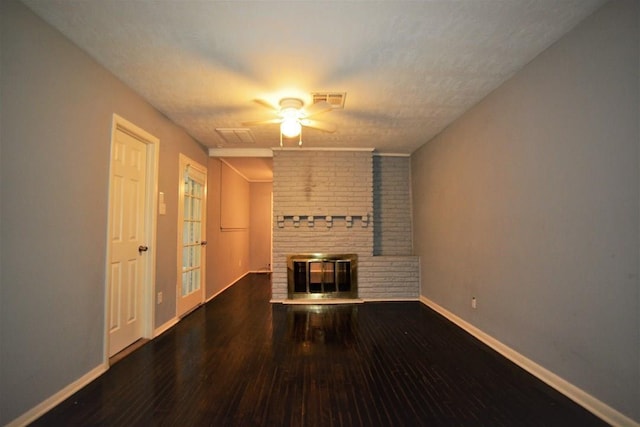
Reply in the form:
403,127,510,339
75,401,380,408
177,155,207,317
108,128,148,357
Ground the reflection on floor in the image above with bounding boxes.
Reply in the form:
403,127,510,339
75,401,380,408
288,305,357,347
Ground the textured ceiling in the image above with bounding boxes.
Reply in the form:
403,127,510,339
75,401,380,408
24,0,605,156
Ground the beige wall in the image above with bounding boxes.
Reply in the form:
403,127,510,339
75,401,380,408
205,158,251,299
0,1,207,423
411,0,639,422
220,162,250,229
249,182,273,272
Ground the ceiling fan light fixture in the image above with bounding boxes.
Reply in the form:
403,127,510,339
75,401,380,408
245,96,334,145
280,118,302,138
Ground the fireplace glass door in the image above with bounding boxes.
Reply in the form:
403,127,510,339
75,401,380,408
287,254,357,299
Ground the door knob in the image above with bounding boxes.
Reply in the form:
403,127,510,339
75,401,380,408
200,241,208,246
138,245,149,254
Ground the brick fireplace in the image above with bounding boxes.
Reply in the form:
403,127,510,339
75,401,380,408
271,149,419,302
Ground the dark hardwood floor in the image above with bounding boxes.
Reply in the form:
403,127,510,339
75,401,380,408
32,273,607,426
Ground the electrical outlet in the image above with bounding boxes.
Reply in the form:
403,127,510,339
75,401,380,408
157,291,163,304
471,297,477,309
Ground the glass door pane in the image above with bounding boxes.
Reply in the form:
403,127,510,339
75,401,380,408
182,175,203,298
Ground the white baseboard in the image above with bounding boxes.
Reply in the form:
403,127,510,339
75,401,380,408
271,297,419,304
282,298,364,305
154,316,179,338
156,274,249,334
7,363,108,427
205,271,249,303
419,296,638,427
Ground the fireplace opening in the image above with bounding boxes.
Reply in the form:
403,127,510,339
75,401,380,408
287,254,357,299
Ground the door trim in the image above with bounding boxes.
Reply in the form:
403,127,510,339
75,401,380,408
104,114,160,363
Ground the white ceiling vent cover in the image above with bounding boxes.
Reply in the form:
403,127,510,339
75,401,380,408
216,128,255,144
312,92,346,109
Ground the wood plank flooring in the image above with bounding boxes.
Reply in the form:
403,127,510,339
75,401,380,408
32,273,607,426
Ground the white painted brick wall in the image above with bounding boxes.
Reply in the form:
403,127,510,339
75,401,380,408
373,155,413,256
358,256,420,299
271,150,419,301
272,150,374,299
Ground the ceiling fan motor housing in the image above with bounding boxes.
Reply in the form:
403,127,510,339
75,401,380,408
279,98,304,110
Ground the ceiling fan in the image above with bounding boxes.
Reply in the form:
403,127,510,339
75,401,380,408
243,98,337,146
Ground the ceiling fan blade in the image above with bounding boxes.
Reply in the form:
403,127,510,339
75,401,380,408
301,119,337,133
242,118,282,126
253,98,279,111
303,101,332,118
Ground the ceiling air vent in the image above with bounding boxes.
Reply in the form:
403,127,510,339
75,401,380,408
216,128,255,144
311,92,346,109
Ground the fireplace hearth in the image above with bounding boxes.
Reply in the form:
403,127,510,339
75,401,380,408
287,254,358,299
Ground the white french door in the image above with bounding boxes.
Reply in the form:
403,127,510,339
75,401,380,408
177,154,207,317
